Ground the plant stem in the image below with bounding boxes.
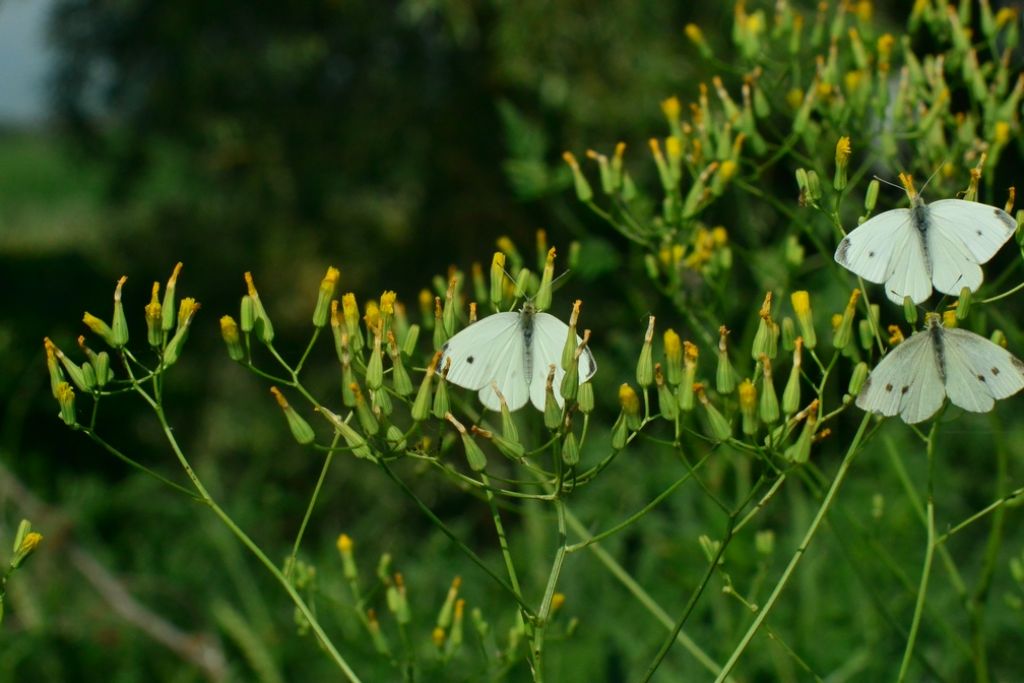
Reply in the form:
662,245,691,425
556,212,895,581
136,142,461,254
714,412,871,682
285,432,341,581
897,419,939,682
531,498,568,683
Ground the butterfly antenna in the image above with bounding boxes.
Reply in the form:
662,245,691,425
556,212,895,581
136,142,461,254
550,269,572,292
918,163,945,196
873,175,905,192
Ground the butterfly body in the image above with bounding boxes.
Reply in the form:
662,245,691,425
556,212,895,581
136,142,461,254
856,314,1024,423
439,303,597,412
834,197,1015,304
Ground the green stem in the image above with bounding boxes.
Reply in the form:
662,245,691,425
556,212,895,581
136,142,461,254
714,413,871,682
285,433,341,581
897,419,939,682
640,518,735,683
141,391,361,681
531,498,568,683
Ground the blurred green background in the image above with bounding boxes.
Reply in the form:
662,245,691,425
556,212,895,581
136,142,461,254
6,1,1024,681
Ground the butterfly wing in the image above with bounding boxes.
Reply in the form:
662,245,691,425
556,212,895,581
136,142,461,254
927,223,983,296
528,312,597,411
834,209,933,304
439,312,531,411
927,199,1016,264
941,327,1024,414
856,331,945,423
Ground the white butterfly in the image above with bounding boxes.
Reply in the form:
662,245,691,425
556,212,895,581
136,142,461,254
438,302,596,411
856,313,1024,424
834,194,1016,304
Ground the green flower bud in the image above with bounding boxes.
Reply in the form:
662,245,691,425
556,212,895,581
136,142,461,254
489,252,506,310
447,414,486,472
716,326,737,394
561,301,581,371
388,332,413,396
739,379,758,436
782,340,803,415
411,353,440,422
94,351,111,388
432,297,448,350
680,341,699,411
781,316,797,351
561,430,580,467
751,292,779,360
402,324,420,357
562,151,593,202
543,365,561,430
833,289,860,350
10,528,43,570
341,347,356,407
372,386,392,417
442,277,458,336
610,412,629,449
385,425,406,452
833,136,851,191
663,329,683,385
220,316,245,361
82,362,97,390
759,356,780,424
560,351,579,402
270,387,315,445
161,262,183,332
619,383,642,431
956,286,972,320
578,381,595,414
82,312,117,347
535,247,555,312
313,267,340,328
849,361,870,396
697,384,732,441
864,178,880,213
240,295,256,334
755,529,775,556
473,426,524,462
337,534,358,581
145,282,163,348
55,381,76,426
44,339,64,396
991,329,1008,347
321,407,372,459
655,364,678,421
244,272,274,344
163,298,200,367
433,358,451,419
342,293,364,352
784,400,818,464
636,316,655,388
366,328,384,390
47,339,89,392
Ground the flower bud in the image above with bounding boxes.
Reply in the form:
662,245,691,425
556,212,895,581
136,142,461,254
751,292,778,360
696,384,732,441
849,361,869,396
759,356,780,424
372,386,392,417
366,324,384,390
270,387,315,445
145,282,163,347
781,317,797,351
684,23,713,57
342,293,364,352
55,381,76,426
44,338,64,396
610,412,629,449
337,534,358,581
739,379,758,436
433,357,451,419
220,316,245,361
387,332,413,396
473,425,525,461
489,252,507,310
680,341,699,411
956,286,971,320
864,178,880,213
619,382,642,431
340,337,356,407
782,339,803,415
411,352,441,422
561,429,580,467
535,247,556,312
163,298,200,366
442,277,458,336
790,291,816,349
663,329,683,385
833,289,860,350
636,316,655,388
240,295,255,333
447,414,487,472
991,329,1008,348
543,366,561,429
784,400,818,464
385,425,406,451
561,300,581,370
82,312,117,347
903,295,918,325
10,529,43,570
834,136,851,190
433,297,448,350
94,351,111,388
578,381,595,414
716,326,737,394
244,272,274,344
313,267,340,328
655,364,678,421
321,406,373,459
562,151,593,202
401,324,420,357
161,263,183,332
942,309,957,328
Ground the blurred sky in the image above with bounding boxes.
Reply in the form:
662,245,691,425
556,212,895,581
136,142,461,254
0,0,53,124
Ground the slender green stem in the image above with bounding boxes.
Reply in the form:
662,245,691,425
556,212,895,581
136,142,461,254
563,509,732,681
79,427,198,499
140,391,361,681
714,413,871,682
479,471,530,624
897,419,939,682
285,433,341,581
640,518,735,683
531,498,569,683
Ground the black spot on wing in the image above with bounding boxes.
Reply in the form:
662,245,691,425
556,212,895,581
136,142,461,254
885,383,894,392
1013,357,1024,375
995,208,1017,232
978,374,986,382
836,237,852,264
441,342,450,352
467,356,474,364
901,386,909,394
